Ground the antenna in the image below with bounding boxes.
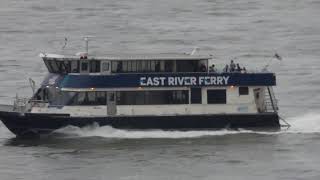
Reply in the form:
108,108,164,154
262,53,283,72
190,47,200,55
29,78,36,95
62,37,67,50
83,36,95,55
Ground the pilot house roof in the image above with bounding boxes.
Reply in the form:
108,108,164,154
40,53,212,61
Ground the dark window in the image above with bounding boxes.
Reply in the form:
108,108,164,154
90,60,101,73
123,61,128,72
117,90,189,105
239,87,249,95
109,93,115,101
150,61,156,71
164,61,174,72
176,60,199,72
43,59,53,72
136,61,142,72
65,92,106,106
71,61,80,73
54,60,70,74
207,90,226,104
131,61,137,72
191,88,202,104
111,61,118,73
155,61,161,72
81,62,88,71
96,92,106,105
127,61,132,72
101,62,109,72
63,60,71,73
48,60,59,73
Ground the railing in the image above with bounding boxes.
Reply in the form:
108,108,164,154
13,97,30,113
264,86,279,112
13,96,48,113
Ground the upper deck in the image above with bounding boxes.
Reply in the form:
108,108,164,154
39,53,276,89
40,53,211,74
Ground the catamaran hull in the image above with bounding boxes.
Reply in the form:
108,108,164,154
0,111,280,137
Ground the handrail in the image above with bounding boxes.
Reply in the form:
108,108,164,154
266,87,278,112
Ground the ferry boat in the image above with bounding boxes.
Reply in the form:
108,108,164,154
0,42,280,137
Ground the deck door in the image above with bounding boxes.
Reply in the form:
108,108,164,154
191,88,202,104
107,91,117,115
80,60,90,74
101,61,111,75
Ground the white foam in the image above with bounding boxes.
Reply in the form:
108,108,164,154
285,112,320,133
0,122,15,139
55,113,320,139
55,123,252,139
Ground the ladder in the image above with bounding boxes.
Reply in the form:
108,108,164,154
264,86,278,112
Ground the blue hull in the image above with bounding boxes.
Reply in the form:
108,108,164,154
0,111,280,137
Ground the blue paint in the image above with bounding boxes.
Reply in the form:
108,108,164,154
57,73,276,88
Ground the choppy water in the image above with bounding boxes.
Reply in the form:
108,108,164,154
0,0,320,179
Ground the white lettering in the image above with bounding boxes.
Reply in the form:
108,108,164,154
210,76,216,85
199,77,205,85
140,77,147,86
204,77,210,85
177,77,184,85
223,76,230,85
146,77,153,86
184,77,191,86
153,77,160,86
140,76,230,87
159,77,166,86
168,77,175,86
191,77,197,85
217,76,223,85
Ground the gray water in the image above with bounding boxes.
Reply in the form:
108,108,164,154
0,0,320,179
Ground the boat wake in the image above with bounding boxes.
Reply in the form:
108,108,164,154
284,112,320,133
53,112,320,139
0,122,15,139
54,124,247,139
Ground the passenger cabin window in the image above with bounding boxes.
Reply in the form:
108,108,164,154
207,89,226,104
81,62,89,71
44,59,101,74
90,60,101,73
176,60,198,72
33,88,49,102
111,60,207,73
44,59,207,74
117,90,189,105
101,62,109,72
45,91,189,106
239,87,249,95
191,88,202,104
66,92,107,106
71,61,80,73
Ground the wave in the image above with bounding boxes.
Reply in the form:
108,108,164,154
54,124,250,139
0,122,15,139
55,112,320,138
285,112,320,133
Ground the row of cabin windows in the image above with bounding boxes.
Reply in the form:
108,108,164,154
34,87,249,105
44,59,101,74
44,90,189,106
111,60,204,73
44,59,205,74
